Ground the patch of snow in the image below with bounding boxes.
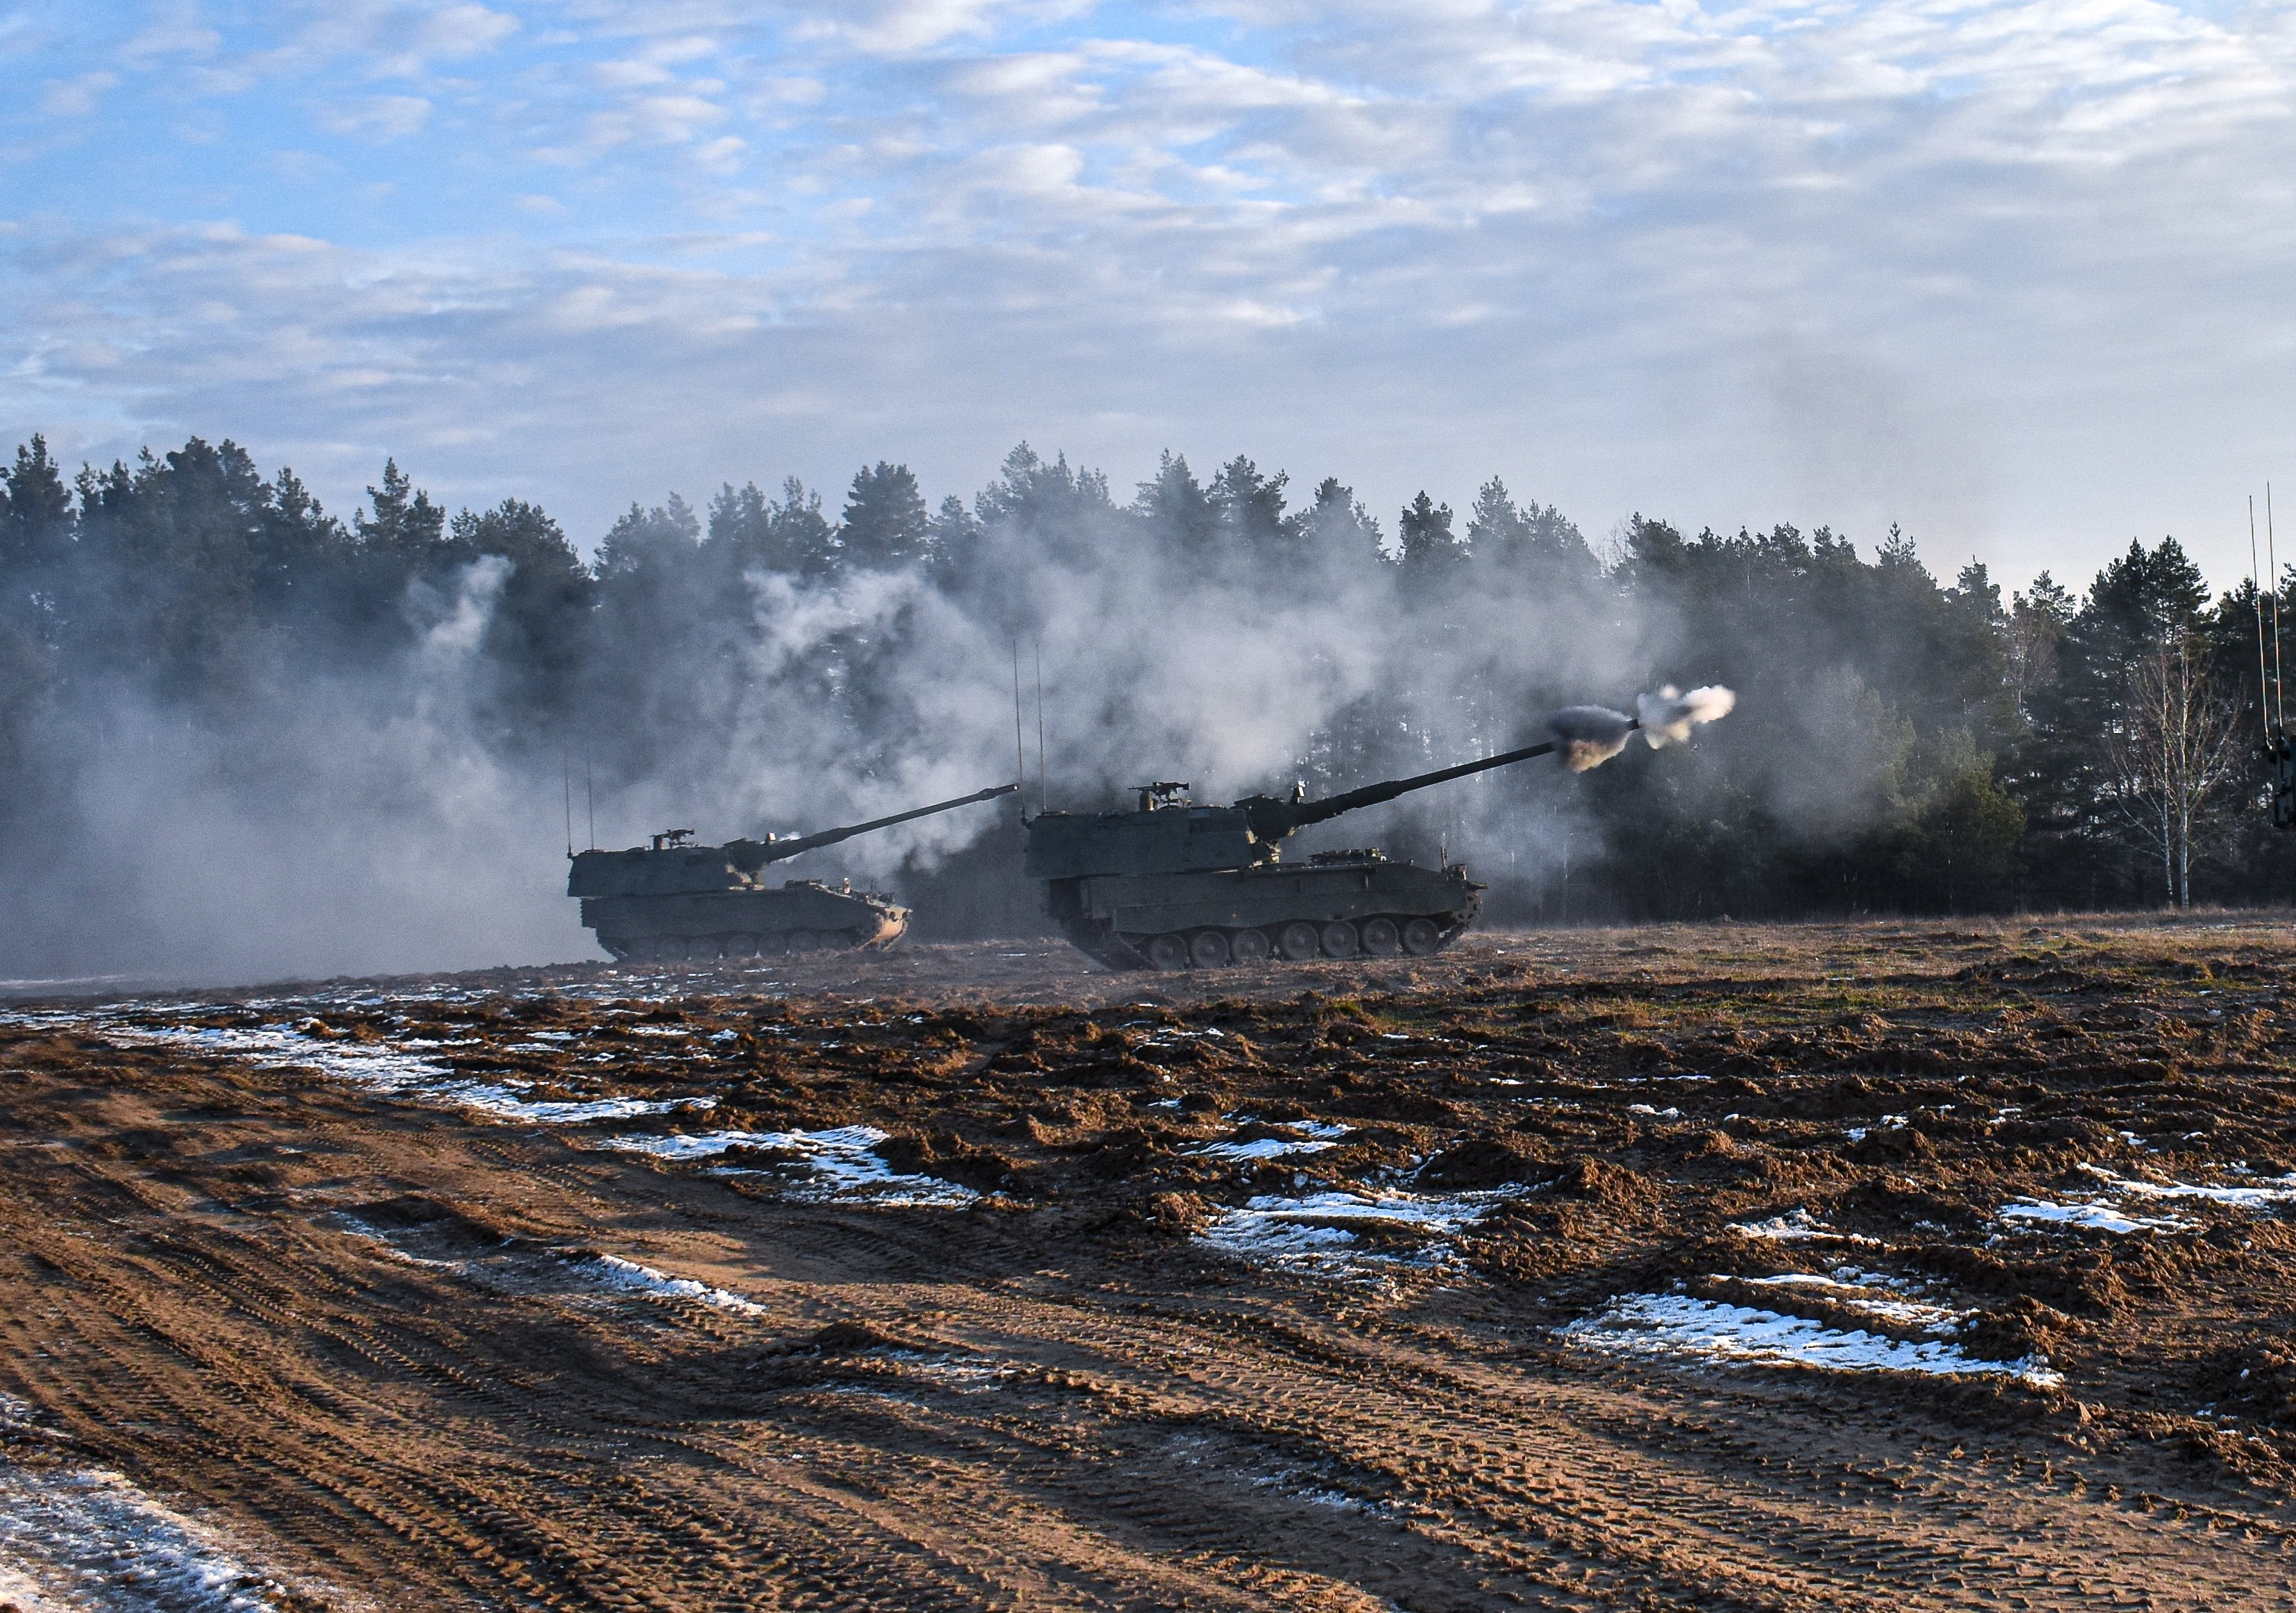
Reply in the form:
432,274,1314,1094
1198,1188,1515,1278
597,1126,978,1207
1999,1197,2193,1235
1188,1135,1340,1163
0,1455,337,1612
878,1352,1010,1393
585,1254,765,1316
1727,1208,1878,1247
335,1216,766,1317
2080,1165,2296,1210
1732,1272,1967,1333
1628,1104,1681,1119
1560,1294,2060,1388
87,1021,708,1126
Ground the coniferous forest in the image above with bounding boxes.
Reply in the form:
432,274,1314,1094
2,432,2290,978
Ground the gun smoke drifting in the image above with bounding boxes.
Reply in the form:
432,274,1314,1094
1548,706,1636,773
1637,685,1738,748
1545,686,1736,773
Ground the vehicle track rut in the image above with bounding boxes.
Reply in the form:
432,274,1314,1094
7,922,2296,1607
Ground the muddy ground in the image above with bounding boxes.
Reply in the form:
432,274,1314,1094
6,915,2296,1610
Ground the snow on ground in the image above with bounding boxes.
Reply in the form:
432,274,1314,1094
597,1125,980,1207
1727,1209,1879,1246
334,1217,767,1315
1999,1197,2195,1235
1560,1294,2061,1388
2080,1165,2296,1209
584,1254,766,1316
0,1396,339,1612
1733,1272,1968,1334
1187,1124,1344,1164
1198,1188,1514,1278
44,1016,708,1126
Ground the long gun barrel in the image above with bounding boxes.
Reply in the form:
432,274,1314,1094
727,783,1018,872
1238,734,1621,842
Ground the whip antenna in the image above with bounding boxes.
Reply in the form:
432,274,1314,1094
1035,639,1047,817
585,747,596,850
2273,483,2288,732
2254,496,2272,738
563,751,574,858
1012,640,1028,824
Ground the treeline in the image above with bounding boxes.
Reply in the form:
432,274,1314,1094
1,431,2290,963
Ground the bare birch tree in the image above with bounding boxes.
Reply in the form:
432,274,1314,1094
2104,635,2243,907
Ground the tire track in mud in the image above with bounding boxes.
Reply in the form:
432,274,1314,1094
869,1289,2291,1612
5,1128,2279,1611
11,931,2296,1612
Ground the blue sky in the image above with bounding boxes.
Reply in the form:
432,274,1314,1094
5,0,2295,591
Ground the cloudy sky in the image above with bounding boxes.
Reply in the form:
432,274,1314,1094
4,0,2293,592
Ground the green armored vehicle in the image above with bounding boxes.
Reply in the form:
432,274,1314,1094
570,784,1016,963
1026,688,1732,970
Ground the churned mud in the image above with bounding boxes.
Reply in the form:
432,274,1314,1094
6,915,2296,1609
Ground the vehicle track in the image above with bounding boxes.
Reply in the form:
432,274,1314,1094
8,924,2296,1609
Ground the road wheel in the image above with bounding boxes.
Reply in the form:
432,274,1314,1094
1189,930,1231,968
1360,917,1401,957
1277,922,1321,961
1146,933,1190,970
787,929,821,954
755,931,789,956
1231,928,1272,963
722,933,758,958
655,936,690,963
1320,920,1360,959
1402,917,1443,956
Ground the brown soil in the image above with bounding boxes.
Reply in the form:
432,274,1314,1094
7,914,2296,1608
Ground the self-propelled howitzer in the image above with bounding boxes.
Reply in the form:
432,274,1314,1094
1026,688,1732,970
570,784,1017,963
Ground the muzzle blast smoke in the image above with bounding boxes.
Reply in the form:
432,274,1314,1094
1541,685,1735,772
1547,706,1635,772
1635,685,1737,748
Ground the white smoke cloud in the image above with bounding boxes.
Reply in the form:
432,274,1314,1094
1636,684,1737,749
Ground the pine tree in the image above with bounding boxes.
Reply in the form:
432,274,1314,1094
839,462,931,570
1133,451,1217,557
355,458,448,560
1209,456,1302,569
1397,491,1465,586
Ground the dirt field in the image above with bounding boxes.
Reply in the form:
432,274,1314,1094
7,915,2296,1610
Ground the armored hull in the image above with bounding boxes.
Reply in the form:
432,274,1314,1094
566,784,1017,964
579,881,907,963
1021,688,1735,971
1044,851,1481,971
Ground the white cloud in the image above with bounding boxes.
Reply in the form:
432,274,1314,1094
794,0,1080,53
7,0,2296,592
314,93,434,140
39,71,118,118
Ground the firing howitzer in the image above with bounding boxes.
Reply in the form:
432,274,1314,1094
1026,686,1733,971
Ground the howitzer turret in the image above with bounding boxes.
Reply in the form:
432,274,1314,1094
1026,688,1732,970
570,784,1017,964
